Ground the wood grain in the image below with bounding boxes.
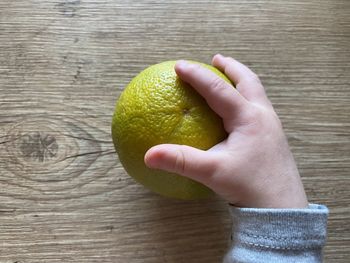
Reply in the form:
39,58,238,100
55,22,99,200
0,0,349,262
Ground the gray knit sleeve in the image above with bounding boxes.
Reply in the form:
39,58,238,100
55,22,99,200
224,204,329,263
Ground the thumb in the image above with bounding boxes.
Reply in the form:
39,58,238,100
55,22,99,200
144,144,218,186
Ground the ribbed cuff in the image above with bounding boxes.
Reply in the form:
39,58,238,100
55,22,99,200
229,204,329,251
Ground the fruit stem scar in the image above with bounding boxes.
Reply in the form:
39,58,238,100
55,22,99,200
182,108,190,115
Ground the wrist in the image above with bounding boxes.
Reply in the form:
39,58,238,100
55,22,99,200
232,175,308,209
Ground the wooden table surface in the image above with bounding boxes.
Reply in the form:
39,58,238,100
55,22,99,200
0,1,349,262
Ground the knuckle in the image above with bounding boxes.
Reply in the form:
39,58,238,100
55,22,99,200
226,56,235,63
246,106,263,122
238,106,264,131
240,105,283,136
195,155,222,187
209,76,228,94
174,148,186,175
240,74,262,90
208,158,222,179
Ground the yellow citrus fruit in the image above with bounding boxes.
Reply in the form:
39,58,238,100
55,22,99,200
111,61,229,199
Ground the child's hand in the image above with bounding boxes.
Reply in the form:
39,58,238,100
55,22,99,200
144,54,308,208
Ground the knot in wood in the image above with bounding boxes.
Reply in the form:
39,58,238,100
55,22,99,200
19,131,59,162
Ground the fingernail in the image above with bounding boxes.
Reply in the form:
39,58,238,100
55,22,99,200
215,53,224,59
144,149,158,169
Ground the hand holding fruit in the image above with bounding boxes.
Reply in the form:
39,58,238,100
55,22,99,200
145,54,308,208
112,60,230,199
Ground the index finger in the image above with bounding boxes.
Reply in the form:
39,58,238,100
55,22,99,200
175,60,248,131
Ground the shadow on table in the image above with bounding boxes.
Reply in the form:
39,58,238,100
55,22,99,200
141,195,231,263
